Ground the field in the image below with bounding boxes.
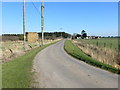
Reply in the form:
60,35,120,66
73,38,120,69
1,39,59,63
77,38,119,50
64,40,120,74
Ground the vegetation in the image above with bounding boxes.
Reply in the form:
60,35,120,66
2,41,58,88
2,32,71,41
77,38,119,50
72,33,81,39
74,38,120,67
64,40,120,74
39,32,71,39
81,30,87,39
2,34,24,41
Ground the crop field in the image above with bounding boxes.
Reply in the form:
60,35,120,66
77,38,119,50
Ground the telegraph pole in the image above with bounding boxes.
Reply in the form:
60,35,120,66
61,32,62,39
23,0,26,50
41,0,44,46
60,28,63,39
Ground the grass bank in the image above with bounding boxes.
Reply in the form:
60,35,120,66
64,40,120,74
2,41,59,88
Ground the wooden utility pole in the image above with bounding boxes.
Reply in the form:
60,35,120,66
60,28,63,39
41,0,44,46
23,0,26,50
61,32,62,39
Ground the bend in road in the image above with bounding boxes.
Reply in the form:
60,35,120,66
33,40,118,88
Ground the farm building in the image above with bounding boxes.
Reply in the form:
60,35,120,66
86,36,101,39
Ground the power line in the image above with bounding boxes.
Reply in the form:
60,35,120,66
31,0,40,15
30,0,44,46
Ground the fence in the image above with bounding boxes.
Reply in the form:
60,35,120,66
73,40,120,69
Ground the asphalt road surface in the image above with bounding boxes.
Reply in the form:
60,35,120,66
33,40,118,88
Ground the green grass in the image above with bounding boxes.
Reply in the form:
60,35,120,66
77,38,119,50
64,40,120,74
2,41,59,88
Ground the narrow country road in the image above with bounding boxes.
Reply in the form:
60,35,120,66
33,40,118,88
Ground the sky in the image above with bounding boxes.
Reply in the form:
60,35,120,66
2,2,118,36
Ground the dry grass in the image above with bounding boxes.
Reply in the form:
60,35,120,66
73,40,120,69
64,40,120,74
1,39,60,63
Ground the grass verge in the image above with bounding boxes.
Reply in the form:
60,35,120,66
64,40,120,74
2,41,59,88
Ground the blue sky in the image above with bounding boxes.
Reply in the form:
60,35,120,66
2,2,118,36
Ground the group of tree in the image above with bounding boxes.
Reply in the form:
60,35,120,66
81,30,87,39
2,34,24,41
72,30,87,39
2,32,71,41
38,32,71,40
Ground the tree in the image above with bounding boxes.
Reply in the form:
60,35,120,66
81,30,85,35
81,30,87,39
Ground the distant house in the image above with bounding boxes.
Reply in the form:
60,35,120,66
72,34,81,39
86,36,101,39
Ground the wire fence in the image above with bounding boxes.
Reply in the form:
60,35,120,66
74,39,120,69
